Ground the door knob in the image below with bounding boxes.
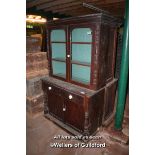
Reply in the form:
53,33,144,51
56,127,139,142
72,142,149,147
80,91,85,94
69,94,73,99
48,86,52,90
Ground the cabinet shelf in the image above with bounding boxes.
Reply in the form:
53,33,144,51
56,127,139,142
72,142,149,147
53,73,66,78
71,60,91,66
51,41,66,43
71,42,92,44
52,58,66,62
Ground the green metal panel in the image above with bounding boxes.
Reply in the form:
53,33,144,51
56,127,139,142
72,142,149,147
114,0,129,130
72,64,90,84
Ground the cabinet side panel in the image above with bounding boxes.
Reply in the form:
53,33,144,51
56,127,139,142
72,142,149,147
88,89,105,134
97,24,110,89
106,28,118,82
104,80,117,121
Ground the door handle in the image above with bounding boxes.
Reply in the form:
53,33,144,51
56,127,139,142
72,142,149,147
48,86,52,90
69,94,73,99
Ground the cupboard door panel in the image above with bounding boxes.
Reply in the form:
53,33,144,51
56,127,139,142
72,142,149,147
51,29,66,42
71,44,92,63
48,90,64,121
51,43,66,59
72,64,90,85
52,61,66,78
72,28,92,42
64,98,85,131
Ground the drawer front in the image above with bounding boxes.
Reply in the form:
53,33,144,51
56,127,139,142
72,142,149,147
43,82,85,103
43,82,61,94
62,89,84,104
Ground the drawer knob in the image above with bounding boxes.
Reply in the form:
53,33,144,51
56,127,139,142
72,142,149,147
69,94,73,99
67,54,70,58
48,86,52,90
63,108,66,111
80,91,85,94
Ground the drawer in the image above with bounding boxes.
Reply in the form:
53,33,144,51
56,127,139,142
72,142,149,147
42,82,61,94
42,81,85,104
62,89,84,104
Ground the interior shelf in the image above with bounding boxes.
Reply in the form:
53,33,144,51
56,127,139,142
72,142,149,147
71,60,91,66
51,41,66,43
71,42,92,44
52,58,66,62
53,73,66,78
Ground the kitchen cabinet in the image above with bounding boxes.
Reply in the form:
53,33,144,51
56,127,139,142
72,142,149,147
42,13,120,136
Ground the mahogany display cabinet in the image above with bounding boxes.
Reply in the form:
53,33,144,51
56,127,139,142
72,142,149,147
42,13,121,136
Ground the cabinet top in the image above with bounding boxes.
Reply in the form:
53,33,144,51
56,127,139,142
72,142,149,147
42,77,104,97
47,13,122,27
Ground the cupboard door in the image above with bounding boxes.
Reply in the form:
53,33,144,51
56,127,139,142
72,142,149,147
64,92,85,131
70,27,93,85
50,29,67,79
47,86,64,121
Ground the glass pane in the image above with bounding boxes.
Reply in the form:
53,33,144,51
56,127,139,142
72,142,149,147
72,64,90,84
51,43,66,59
51,30,66,42
72,28,92,42
52,61,66,78
72,44,91,63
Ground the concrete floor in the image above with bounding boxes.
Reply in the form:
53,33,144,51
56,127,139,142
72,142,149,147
26,112,129,155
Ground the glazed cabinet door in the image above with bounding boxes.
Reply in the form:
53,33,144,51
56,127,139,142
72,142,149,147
69,25,95,86
49,27,67,80
63,91,85,132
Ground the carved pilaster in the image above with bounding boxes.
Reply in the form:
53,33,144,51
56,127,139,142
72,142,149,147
43,90,49,114
46,29,51,72
84,112,89,135
92,24,100,87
